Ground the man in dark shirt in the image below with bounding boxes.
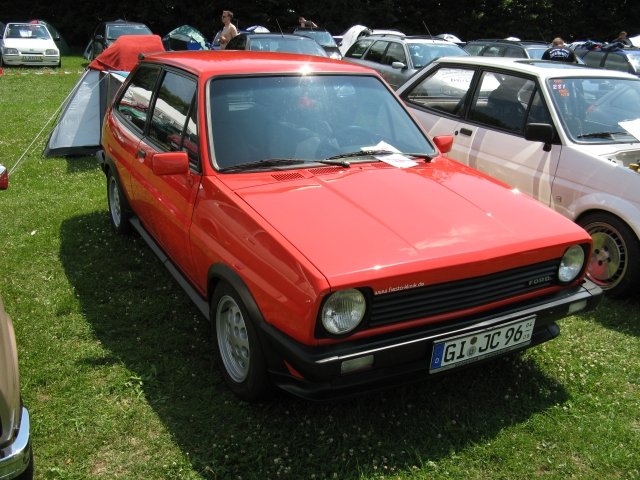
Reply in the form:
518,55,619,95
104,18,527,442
542,37,577,62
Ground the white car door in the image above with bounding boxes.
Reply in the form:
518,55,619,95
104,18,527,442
404,66,562,207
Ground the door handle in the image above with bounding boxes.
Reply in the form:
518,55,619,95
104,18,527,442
459,128,473,136
136,149,146,159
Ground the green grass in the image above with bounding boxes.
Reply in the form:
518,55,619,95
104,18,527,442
1,56,639,480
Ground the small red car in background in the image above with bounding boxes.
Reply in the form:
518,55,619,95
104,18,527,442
99,51,601,401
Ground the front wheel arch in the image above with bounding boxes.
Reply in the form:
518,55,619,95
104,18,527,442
577,211,640,298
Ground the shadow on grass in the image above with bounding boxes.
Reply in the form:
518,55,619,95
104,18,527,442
584,295,640,337
60,211,570,479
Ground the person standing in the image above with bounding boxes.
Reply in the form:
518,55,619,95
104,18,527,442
297,16,318,28
542,37,577,62
219,10,238,49
614,30,632,46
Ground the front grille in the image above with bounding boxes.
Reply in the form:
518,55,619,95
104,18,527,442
369,259,559,327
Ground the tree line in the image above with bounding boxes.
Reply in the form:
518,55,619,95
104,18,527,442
4,0,639,50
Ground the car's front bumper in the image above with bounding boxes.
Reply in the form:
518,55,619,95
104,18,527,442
259,280,602,400
1,54,59,66
0,407,32,480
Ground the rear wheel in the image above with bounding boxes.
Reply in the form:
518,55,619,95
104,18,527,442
578,212,640,298
107,170,131,234
211,281,271,401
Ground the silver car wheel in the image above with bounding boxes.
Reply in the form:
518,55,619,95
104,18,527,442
108,175,122,228
216,294,250,383
587,223,627,289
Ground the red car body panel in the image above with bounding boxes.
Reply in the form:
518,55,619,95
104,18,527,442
100,50,602,399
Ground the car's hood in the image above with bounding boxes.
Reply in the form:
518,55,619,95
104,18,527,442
3,37,57,51
226,161,587,284
570,142,640,168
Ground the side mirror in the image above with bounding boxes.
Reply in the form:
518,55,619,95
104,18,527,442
391,61,407,70
433,135,454,154
0,164,8,190
151,151,189,176
525,123,555,143
525,123,555,151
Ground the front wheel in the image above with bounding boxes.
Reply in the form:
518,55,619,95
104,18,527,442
211,281,271,401
107,170,131,234
578,212,640,298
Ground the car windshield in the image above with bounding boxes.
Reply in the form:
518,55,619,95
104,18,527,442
548,76,640,143
106,24,151,40
5,24,50,40
295,30,336,47
409,43,467,69
208,75,435,170
248,37,326,56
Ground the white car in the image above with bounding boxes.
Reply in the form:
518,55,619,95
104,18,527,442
398,56,640,297
1,22,60,67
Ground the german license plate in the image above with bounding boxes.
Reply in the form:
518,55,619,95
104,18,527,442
24,56,42,61
430,316,535,372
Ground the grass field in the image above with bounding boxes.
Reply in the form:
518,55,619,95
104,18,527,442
0,56,639,480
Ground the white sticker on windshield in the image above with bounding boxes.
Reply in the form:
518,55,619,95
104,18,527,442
618,120,640,142
362,141,418,168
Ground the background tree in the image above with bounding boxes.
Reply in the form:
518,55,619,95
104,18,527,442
1,0,638,49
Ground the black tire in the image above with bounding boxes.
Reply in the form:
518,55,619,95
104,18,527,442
106,170,131,235
577,212,640,298
211,281,271,401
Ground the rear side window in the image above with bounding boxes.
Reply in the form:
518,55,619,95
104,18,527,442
383,42,406,65
148,71,198,160
464,44,485,56
583,51,605,68
116,64,162,133
364,40,388,64
504,46,526,58
603,53,631,74
345,38,373,59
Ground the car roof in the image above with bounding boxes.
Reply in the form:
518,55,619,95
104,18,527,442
467,38,549,46
362,34,453,44
429,56,640,80
139,50,379,77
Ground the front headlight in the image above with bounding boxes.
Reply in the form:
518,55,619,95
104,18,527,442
321,289,366,335
4,48,19,55
45,49,59,56
558,245,585,283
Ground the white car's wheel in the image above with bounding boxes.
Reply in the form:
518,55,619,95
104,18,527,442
578,212,640,298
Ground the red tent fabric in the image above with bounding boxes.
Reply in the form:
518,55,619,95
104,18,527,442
88,34,164,72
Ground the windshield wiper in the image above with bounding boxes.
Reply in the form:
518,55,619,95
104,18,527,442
218,157,350,173
577,131,629,139
218,158,305,172
326,150,433,162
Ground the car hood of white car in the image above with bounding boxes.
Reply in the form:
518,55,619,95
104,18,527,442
570,141,640,168
2,37,58,52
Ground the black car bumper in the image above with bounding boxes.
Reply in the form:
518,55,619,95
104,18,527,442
258,280,602,401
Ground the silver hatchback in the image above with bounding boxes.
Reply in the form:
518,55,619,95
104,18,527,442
343,34,468,89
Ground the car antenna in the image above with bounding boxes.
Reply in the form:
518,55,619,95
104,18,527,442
422,20,433,38
276,18,284,37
